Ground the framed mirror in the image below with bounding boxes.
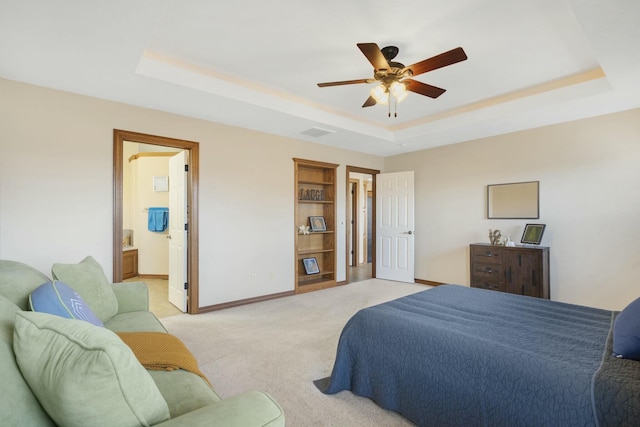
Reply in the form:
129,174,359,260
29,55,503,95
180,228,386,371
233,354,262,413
487,181,539,219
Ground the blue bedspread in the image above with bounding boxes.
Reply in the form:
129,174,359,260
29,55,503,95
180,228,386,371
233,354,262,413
320,285,634,426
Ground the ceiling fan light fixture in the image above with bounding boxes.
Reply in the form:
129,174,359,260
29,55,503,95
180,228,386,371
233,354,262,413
317,43,467,116
370,84,389,105
390,81,409,103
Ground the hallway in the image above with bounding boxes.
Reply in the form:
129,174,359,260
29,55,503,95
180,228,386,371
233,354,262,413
349,263,372,283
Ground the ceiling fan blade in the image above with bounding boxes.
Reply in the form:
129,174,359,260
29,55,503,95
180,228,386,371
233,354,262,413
357,43,390,70
405,79,447,98
405,47,467,77
317,78,372,87
362,96,377,108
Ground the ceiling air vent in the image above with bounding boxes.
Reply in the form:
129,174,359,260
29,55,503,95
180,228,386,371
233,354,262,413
300,127,335,138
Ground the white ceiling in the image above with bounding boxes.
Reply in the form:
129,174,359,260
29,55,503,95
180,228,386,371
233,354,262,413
1,0,639,156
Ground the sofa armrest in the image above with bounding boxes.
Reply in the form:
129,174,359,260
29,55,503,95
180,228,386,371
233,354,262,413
153,391,284,427
111,282,149,313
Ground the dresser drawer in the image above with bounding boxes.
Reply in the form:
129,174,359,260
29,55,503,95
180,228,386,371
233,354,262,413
471,280,505,292
470,246,502,264
471,262,504,280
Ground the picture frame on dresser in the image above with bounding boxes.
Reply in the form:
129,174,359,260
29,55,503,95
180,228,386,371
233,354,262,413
521,224,546,245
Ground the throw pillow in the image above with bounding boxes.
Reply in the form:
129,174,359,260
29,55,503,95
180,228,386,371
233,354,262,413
0,296,55,426
29,280,104,327
612,296,640,360
13,311,170,427
0,259,52,310
51,256,118,322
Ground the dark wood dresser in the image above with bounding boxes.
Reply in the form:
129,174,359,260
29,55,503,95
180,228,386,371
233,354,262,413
470,243,550,299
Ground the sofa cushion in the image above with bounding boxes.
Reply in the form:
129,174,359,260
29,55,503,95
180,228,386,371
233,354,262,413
0,260,51,310
146,391,285,427
105,311,168,333
29,280,104,327
0,296,55,426
148,369,221,418
13,311,170,427
51,256,119,322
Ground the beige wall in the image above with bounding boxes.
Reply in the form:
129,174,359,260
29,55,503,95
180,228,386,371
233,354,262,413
2,77,638,310
385,109,640,310
0,78,384,307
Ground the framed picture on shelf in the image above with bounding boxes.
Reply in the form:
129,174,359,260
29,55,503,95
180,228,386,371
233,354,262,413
521,224,546,245
302,257,320,275
309,216,326,232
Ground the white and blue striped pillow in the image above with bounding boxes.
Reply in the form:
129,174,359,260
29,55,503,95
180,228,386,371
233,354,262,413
29,281,103,327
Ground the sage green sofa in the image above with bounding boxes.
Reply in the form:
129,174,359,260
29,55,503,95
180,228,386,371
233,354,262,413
0,258,284,427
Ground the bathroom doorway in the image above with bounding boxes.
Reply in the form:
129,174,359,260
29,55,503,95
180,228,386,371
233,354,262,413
113,130,200,314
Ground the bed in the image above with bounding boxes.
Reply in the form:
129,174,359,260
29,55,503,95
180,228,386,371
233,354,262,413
316,285,640,426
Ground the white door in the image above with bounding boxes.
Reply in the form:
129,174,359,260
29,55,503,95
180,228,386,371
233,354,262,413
168,151,188,311
376,171,415,282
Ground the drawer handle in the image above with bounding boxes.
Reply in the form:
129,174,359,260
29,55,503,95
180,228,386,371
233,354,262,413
482,268,493,273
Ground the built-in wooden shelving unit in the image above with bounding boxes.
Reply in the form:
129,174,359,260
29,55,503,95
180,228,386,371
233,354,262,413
294,158,338,293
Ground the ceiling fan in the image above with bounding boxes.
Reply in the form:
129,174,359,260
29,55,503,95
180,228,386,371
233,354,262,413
317,43,467,116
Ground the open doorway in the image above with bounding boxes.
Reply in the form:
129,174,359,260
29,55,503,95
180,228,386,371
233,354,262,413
123,142,184,317
346,166,379,284
113,130,200,314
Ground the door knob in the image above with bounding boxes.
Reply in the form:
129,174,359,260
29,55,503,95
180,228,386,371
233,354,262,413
403,231,414,235
166,235,172,239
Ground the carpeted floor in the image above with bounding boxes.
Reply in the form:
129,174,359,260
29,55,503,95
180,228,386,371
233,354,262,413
160,279,430,426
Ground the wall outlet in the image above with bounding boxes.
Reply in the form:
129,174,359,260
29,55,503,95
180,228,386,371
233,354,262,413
251,273,257,282
270,272,276,280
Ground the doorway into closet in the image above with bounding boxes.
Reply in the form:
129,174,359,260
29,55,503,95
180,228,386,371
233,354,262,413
346,166,379,284
113,130,200,315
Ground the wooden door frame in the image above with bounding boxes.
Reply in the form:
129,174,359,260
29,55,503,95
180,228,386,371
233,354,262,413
348,179,359,267
113,129,200,314
364,188,373,265
345,166,379,283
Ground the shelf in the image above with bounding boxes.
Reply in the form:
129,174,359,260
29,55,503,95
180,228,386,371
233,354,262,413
298,248,335,255
298,179,334,185
294,158,338,294
297,200,334,204
298,270,334,280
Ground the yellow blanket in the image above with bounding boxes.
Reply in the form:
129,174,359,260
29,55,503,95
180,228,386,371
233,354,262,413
116,332,210,385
